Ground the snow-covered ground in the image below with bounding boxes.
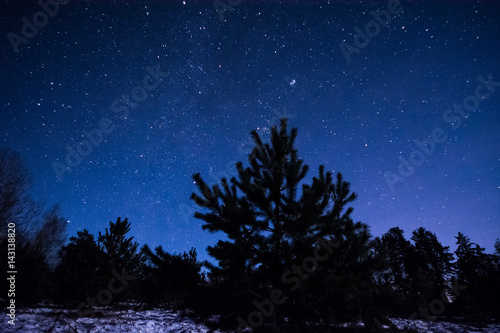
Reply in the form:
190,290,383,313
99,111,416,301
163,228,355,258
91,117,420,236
390,317,500,333
2,307,500,332
1,306,222,333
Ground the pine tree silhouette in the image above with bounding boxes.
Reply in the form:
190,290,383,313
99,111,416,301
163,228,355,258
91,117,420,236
375,227,416,314
98,217,141,273
454,232,498,317
191,119,379,330
97,217,141,302
54,229,103,302
140,245,204,307
411,227,454,304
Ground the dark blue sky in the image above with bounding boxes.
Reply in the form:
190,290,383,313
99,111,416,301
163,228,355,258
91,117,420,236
1,0,499,263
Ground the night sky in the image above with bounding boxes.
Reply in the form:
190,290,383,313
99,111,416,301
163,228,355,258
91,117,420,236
1,0,499,264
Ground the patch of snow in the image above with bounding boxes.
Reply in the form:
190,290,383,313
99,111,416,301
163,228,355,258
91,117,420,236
390,317,500,333
3,308,500,333
1,307,223,333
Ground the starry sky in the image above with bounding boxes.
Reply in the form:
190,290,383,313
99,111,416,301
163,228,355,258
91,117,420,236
1,0,499,263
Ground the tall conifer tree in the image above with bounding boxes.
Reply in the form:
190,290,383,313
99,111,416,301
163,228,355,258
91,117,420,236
191,119,378,329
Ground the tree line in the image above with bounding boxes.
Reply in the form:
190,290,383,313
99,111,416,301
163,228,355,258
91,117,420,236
1,120,499,332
